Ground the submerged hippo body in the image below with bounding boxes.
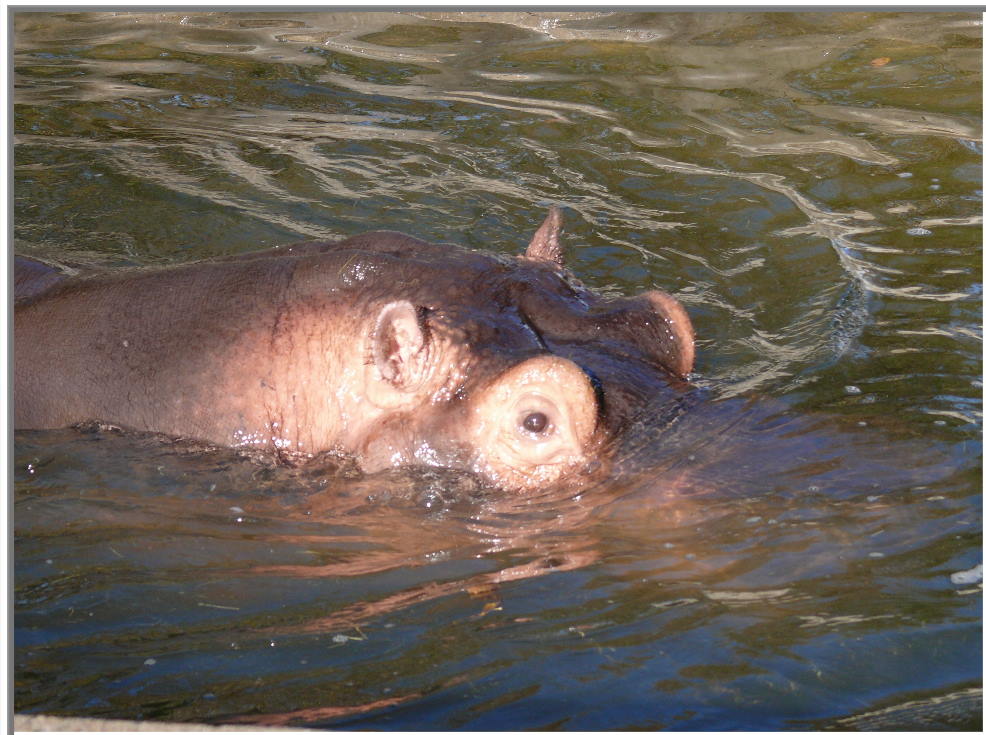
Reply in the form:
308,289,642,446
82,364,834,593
14,209,694,489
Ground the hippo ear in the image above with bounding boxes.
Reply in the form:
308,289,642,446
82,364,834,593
639,290,695,378
524,207,564,265
371,301,431,392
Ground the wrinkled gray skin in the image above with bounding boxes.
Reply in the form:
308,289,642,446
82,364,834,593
15,209,694,490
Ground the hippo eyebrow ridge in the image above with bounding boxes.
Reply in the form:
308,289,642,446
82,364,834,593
581,365,607,426
515,307,550,352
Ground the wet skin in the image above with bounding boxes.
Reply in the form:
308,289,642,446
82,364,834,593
14,209,694,490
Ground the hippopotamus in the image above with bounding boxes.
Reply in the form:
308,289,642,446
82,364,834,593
14,208,694,490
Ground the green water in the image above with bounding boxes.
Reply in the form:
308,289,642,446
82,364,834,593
13,11,982,730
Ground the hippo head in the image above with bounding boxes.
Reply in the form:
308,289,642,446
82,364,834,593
347,208,695,490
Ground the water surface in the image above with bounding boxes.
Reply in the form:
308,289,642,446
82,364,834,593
13,10,982,730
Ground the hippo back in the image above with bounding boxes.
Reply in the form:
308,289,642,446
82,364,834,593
14,256,71,303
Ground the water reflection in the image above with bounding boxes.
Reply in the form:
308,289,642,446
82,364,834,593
14,401,979,727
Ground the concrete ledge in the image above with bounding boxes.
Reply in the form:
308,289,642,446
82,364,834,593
14,715,298,732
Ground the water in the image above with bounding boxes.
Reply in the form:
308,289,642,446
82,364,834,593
12,10,982,730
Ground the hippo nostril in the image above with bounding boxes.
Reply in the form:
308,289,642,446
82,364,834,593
522,411,549,434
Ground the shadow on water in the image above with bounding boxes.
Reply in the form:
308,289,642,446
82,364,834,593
12,9,982,732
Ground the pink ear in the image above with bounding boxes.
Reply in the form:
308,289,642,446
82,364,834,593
372,301,427,389
524,207,564,265
640,290,695,378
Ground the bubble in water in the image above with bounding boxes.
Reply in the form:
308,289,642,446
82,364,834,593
906,227,932,236
844,385,862,395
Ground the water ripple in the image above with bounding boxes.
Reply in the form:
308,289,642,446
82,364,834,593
809,103,982,141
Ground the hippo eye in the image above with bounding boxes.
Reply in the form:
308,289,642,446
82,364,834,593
522,411,550,434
